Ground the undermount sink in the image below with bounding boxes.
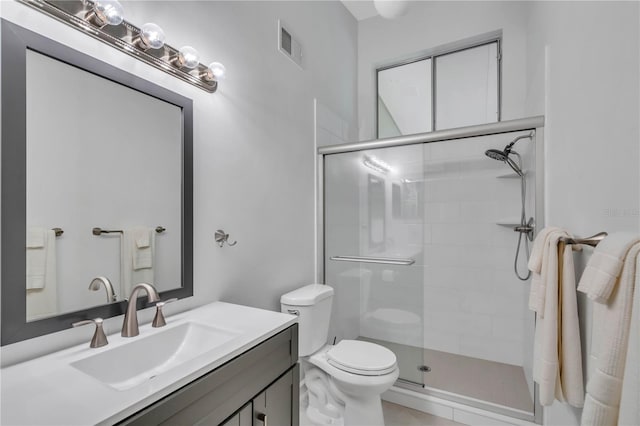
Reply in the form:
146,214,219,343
70,322,240,391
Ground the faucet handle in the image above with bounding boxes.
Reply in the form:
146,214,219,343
152,298,178,328
72,318,108,348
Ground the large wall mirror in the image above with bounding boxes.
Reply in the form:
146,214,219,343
1,20,193,345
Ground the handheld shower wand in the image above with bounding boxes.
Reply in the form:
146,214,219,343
485,132,534,281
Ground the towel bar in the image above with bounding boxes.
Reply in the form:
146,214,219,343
559,232,608,247
557,232,607,287
92,226,166,236
330,255,415,266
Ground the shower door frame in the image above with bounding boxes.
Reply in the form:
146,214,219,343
317,116,545,424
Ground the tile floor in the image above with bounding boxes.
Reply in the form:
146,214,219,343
300,400,465,426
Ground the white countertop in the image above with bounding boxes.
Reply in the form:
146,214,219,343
0,302,297,425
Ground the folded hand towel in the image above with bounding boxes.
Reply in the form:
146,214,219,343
121,228,155,297
26,229,58,320
26,227,45,248
131,227,153,270
577,232,640,303
134,228,150,248
581,242,640,425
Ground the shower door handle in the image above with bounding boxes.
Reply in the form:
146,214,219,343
330,255,415,266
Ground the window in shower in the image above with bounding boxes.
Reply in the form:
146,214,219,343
377,39,500,137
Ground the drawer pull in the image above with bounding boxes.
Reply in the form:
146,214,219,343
257,412,267,426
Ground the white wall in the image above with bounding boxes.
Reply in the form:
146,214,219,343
524,1,640,424
358,1,530,140
0,0,357,363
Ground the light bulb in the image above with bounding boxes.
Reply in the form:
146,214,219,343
177,46,200,69
205,62,226,81
93,0,124,26
139,23,166,50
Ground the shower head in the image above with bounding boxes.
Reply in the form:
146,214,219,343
485,149,509,162
484,132,533,177
484,148,525,177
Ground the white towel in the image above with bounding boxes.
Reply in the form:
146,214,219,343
26,229,58,320
132,227,153,270
121,228,154,297
618,252,640,425
580,241,640,426
528,227,562,314
577,232,640,303
26,227,47,289
556,243,585,407
26,227,45,248
530,228,584,407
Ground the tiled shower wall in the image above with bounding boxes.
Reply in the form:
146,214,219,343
421,134,535,366
362,132,536,368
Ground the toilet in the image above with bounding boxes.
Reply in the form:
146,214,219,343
281,284,399,426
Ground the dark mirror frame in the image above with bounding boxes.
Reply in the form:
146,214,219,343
1,20,194,346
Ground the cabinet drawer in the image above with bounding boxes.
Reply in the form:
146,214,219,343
120,324,298,426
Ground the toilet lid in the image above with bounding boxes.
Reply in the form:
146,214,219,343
327,340,397,376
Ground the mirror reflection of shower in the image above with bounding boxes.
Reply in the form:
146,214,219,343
485,132,535,280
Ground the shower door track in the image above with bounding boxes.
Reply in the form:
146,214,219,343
318,116,544,155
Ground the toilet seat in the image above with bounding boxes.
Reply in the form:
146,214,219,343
326,340,397,376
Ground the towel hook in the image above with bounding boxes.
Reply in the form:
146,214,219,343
214,230,237,247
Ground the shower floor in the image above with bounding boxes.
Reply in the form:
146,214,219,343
360,337,533,413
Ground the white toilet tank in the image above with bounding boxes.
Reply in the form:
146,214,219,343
281,284,334,357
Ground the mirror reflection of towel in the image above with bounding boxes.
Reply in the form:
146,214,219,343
132,228,153,270
121,228,154,297
26,229,58,320
26,228,47,289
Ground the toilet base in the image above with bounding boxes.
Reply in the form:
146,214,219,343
300,350,397,426
343,397,384,426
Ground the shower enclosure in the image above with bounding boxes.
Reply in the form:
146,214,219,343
320,117,543,422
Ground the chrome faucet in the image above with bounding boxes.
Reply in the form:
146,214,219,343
88,276,117,303
121,283,161,337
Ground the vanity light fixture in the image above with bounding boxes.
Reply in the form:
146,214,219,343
17,0,226,93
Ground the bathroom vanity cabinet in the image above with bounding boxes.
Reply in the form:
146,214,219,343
119,324,299,426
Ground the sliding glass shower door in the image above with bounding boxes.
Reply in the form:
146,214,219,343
322,128,538,419
324,144,425,385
